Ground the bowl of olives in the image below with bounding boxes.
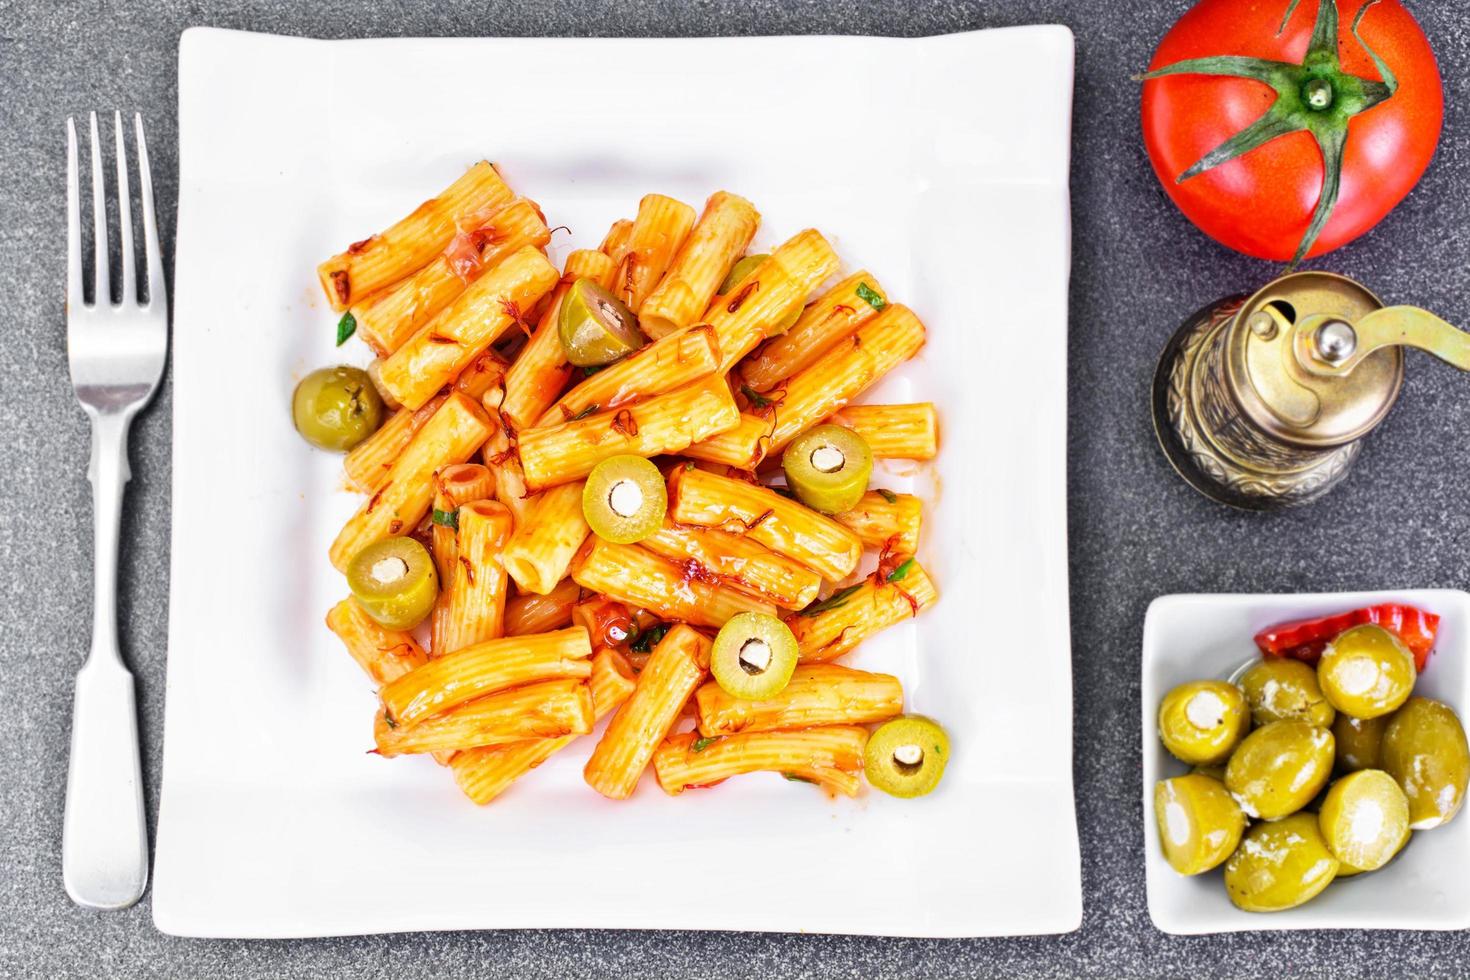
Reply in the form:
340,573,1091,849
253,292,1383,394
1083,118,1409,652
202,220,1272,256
1142,590,1470,934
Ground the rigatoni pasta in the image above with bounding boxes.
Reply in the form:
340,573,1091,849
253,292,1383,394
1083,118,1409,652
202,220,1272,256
570,536,776,629
654,727,869,796
827,403,939,460
638,191,759,338
705,228,840,371
639,520,821,610
695,664,903,736
611,194,696,313
499,481,590,596
429,464,494,586
787,559,939,663
325,597,429,686
375,679,593,757
833,490,923,554
738,271,890,391
536,324,720,428
504,578,581,637
435,500,514,655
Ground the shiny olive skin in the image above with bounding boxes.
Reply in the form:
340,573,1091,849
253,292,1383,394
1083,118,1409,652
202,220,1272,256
1318,769,1411,871
710,613,799,700
1154,774,1246,875
558,278,644,367
345,537,439,630
782,425,873,515
292,366,384,452
1382,697,1470,830
1241,658,1335,729
1224,814,1339,912
864,716,949,798
1318,624,1416,720
1225,720,1335,820
582,454,667,544
1157,680,1250,767
1333,714,1390,774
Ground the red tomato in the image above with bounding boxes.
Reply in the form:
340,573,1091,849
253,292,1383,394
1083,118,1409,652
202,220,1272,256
1141,0,1443,262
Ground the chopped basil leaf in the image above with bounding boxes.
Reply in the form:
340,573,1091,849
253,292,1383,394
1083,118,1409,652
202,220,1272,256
782,772,815,784
579,364,605,379
683,461,695,471
740,385,775,409
877,488,898,504
691,737,719,753
855,282,886,311
798,583,864,617
431,508,459,530
631,623,668,654
335,311,357,346
572,403,600,420
886,557,915,583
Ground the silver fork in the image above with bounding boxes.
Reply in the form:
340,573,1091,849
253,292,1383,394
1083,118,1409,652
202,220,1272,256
63,111,167,910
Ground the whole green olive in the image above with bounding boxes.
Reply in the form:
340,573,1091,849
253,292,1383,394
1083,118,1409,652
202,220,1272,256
1333,714,1390,774
1318,624,1415,720
1154,773,1246,875
1157,680,1250,767
1225,719,1334,820
1224,813,1339,912
1240,658,1335,728
1382,697,1470,830
292,365,383,452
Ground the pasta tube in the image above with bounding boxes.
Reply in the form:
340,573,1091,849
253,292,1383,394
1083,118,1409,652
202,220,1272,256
704,229,839,371
570,537,775,628
666,466,862,581
611,194,696,313
380,626,592,727
833,491,923,554
694,664,902,736
500,249,619,432
350,198,551,354
517,376,739,492
325,597,429,686
827,403,938,460
640,520,821,610
374,678,593,757
450,648,636,804
535,325,720,427
681,412,772,470
738,272,889,392
505,578,581,636
499,481,589,596
638,191,760,338
600,218,634,263
329,391,493,572
479,390,535,526
762,304,927,453
377,245,559,411
653,727,868,797
788,560,939,663
316,161,513,311
584,625,711,799
436,500,514,655
429,463,494,585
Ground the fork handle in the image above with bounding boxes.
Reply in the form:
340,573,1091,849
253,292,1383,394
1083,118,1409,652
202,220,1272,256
62,412,148,910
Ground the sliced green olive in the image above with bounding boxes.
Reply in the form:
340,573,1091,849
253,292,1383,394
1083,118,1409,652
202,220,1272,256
1157,680,1249,767
782,425,873,515
1382,697,1470,830
346,537,438,630
292,365,383,452
1224,813,1339,912
1318,624,1416,719
1240,658,1335,728
865,716,949,798
1154,774,1246,875
1318,769,1411,871
558,277,644,367
710,612,799,700
582,455,667,544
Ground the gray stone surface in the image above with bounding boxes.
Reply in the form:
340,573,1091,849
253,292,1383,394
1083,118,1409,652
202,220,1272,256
2,0,1469,976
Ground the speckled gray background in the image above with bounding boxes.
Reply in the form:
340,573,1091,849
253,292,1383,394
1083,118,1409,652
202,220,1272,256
2,1,1468,977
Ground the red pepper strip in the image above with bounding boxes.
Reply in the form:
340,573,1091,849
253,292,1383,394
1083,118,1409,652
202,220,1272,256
1254,604,1441,672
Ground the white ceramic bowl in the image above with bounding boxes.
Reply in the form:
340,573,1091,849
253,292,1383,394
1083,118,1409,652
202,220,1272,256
1142,590,1470,934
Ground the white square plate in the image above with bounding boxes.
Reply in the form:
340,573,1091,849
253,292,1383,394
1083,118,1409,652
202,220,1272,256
1142,590,1470,935
154,25,1079,938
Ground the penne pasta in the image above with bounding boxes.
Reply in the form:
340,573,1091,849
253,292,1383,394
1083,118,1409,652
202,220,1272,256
379,626,592,728
317,161,514,311
738,272,890,392
436,500,514,655
681,411,772,470
429,464,494,586
517,376,739,492
640,520,822,610
450,648,636,805
500,249,620,432
329,391,493,572
535,324,721,428
505,578,581,636
584,625,711,799
832,490,923,554
704,229,840,372
827,403,939,460
570,537,776,629
666,466,862,581
499,481,590,596
375,678,593,757
653,726,868,797
694,664,903,736
350,198,552,354
638,191,760,338
760,304,927,453
376,245,560,411
325,597,429,686
787,559,939,663
611,194,696,313
599,218,634,263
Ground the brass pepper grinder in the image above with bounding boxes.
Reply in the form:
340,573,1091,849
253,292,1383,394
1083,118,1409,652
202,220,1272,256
1153,272,1470,510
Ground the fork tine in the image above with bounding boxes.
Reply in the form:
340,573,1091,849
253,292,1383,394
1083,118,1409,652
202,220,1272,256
113,112,136,306
134,114,166,308
67,117,85,312
88,112,111,307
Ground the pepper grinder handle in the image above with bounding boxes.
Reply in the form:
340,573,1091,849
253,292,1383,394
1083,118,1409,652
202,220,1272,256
1294,305,1470,376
